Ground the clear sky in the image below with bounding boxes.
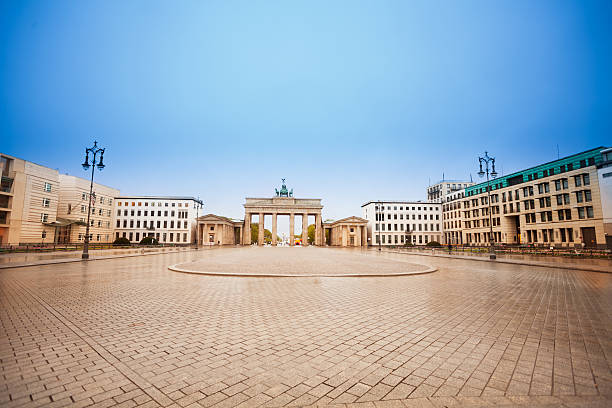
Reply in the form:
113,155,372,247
1,1,610,232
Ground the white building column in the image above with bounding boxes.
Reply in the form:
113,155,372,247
302,213,308,246
272,213,277,246
218,223,224,245
315,213,322,246
258,213,264,246
244,213,251,245
290,213,295,246
361,225,367,247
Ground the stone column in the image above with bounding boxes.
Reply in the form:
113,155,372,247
302,213,308,246
218,223,224,245
272,213,277,246
258,213,264,246
342,225,348,247
244,213,251,245
362,225,367,247
355,225,361,247
289,213,295,246
315,214,322,246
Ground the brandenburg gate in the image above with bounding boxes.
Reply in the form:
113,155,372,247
243,179,323,246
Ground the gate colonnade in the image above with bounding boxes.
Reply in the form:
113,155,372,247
243,197,323,246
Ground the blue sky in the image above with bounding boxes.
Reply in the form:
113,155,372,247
1,1,610,231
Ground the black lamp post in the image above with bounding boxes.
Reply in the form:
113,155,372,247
194,197,202,249
477,151,498,260
378,201,382,251
81,141,105,260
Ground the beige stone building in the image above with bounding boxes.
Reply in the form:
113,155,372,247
56,174,119,243
0,153,60,245
458,147,608,248
324,217,368,247
197,214,243,245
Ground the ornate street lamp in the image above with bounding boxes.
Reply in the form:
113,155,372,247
81,141,105,260
194,197,203,249
378,201,382,251
477,151,498,260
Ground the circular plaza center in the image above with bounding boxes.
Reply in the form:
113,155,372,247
169,246,436,277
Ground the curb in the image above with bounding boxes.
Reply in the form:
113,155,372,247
0,247,210,270
378,249,612,273
167,263,438,278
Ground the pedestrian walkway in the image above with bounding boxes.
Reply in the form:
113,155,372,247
0,246,209,269
383,248,612,273
1,248,610,407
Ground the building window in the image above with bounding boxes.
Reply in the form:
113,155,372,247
82,192,86,200
44,182,51,192
40,213,49,222
42,198,50,208
586,206,594,218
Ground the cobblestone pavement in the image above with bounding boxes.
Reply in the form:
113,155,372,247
1,247,611,408
171,247,431,276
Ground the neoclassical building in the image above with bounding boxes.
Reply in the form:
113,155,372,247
324,217,368,247
196,180,367,247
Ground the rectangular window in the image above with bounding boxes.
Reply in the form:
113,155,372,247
557,210,564,221
44,182,51,192
586,206,594,218
42,198,50,207
578,207,585,219
41,213,49,222
583,174,590,185
574,175,582,187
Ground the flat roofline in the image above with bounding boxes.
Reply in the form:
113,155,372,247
244,197,322,200
430,180,473,185
117,196,203,204
361,200,440,207
467,146,608,192
59,173,119,191
1,152,61,174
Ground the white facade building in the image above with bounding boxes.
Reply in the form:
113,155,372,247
427,180,474,203
361,201,442,246
597,148,612,247
114,196,203,245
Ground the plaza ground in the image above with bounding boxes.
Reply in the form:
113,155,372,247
1,247,611,408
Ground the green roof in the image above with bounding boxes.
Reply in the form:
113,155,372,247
465,147,607,197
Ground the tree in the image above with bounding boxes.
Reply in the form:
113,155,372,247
139,236,159,245
250,223,273,244
426,241,442,247
307,224,315,244
113,237,130,246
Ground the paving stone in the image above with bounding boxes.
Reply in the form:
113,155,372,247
1,248,611,408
